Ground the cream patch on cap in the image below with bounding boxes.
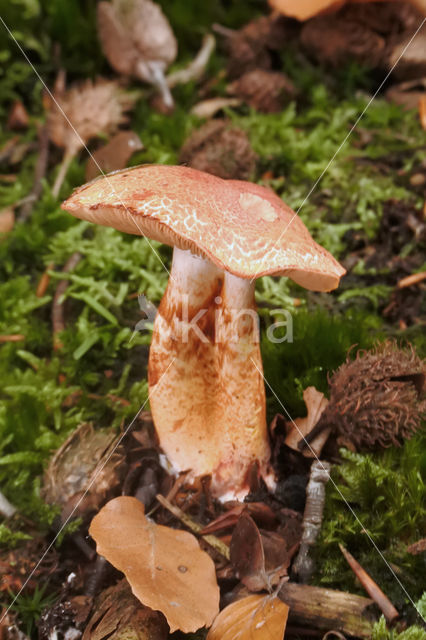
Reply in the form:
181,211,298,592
239,192,278,222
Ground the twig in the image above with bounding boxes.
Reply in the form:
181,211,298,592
52,149,74,198
292,461,331,583
212,23,236,38
339,544,399,623
0,491,17,518
397,272,426,289
84,555,110,597
0,334,25,343
52,251,82,350
167,34,215,88
279,582,376,637
156,493,230,560
36,262,55,297
19,123,50,221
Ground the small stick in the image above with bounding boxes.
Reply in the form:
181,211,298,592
52,251,82,350
212,23,236,38
156,493,230,560
0,491,17,518
36,262,55,297
0,334,25,343
19,123,50,221
292,460,331,583
339,544,399,623
84,555,110,597
52,149,74,198
167,34,215,88
397,272,426,289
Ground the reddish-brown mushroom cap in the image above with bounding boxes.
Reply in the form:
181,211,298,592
62,164,345,291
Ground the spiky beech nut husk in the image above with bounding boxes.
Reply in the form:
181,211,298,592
43,423,124,521
179,120,258,180
225,14,291,79
318,342,425,450
227,70,296,114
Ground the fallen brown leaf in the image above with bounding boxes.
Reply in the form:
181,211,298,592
206,594,289,640
85,131,143,181
285,386,331,457
230,511,268,592
89,496,220,633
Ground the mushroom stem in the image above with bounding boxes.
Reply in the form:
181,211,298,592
148,248,272,498
215,272,271,495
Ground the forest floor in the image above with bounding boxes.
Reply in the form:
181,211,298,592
0,1,425,639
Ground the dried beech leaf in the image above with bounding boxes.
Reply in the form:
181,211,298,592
285,386,330,457
85,131,143,181
206,594,289,640
261,530,294,585
89,496,220,633
230,512,268,592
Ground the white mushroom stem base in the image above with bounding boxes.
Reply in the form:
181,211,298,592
148,248,273,499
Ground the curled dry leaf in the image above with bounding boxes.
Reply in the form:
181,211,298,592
230,511,268,592
7,100,29,130
285,386,331,457
89,496,220,633
207,594,289,640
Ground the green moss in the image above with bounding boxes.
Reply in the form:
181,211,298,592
260,307,383,418
315,437,426,612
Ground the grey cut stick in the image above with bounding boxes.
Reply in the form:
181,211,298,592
292,460,331,583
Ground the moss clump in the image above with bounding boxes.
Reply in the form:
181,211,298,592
314,436,426,613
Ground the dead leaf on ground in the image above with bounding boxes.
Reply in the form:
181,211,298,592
261,530,295,586
285,386,331,457
85,130,143,181
230,511,268,592
7,101,29,130
89,496,220,633
206,594,289,640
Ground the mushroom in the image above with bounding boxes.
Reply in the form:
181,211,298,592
62,165,345,498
